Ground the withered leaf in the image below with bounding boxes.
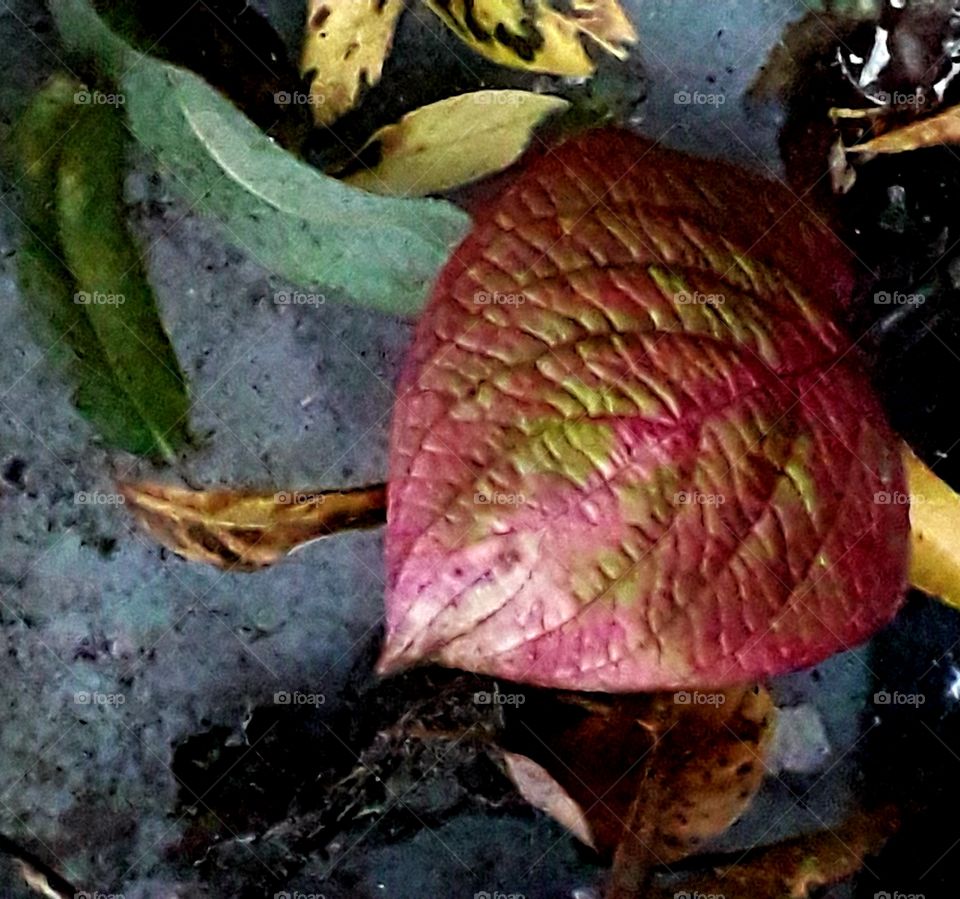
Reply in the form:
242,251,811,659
648,806,899,899
119,482,386,570
422,0,636,77
502,751,595,847
301,0,406,127
344,90,569,196
847,104,960,154
501,685,776,871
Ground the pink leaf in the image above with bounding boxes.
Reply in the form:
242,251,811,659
379,128,909,692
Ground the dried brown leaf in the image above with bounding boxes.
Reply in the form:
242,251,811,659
648,806,899,899
502,751,595,847
119,481,386,570
502,685,776,872
848,104,960,153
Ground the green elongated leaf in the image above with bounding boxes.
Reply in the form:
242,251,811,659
13,77,187,457
50,0,472,317
56,102,190,459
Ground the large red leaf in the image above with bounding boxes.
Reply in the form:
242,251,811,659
378,128,909,692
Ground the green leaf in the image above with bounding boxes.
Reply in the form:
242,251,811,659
50,0,472,317
56,102,190,459
13,78,189,458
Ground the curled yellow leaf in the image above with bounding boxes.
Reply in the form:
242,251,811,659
423,0,636,77
344,89,569,196
119,481,386,571
847,104,960,154
906,446,960,611
301,0,405,127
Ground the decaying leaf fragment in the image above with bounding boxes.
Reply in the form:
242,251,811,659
301,0,406,126
119,482,387,570
501,685,776,873
502,751,596,847
846,103,960,153
647,806,898,899
344,90,569,196
422,0,636,77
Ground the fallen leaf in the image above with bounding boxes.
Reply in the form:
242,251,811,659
905,445,960,611
119,482,387,570
14,77,189,458
422,0,636,77
847,104,960,153
501,751,596,847
829,137,857,194
52,0,471,317
301,0,405,127
344,90,569,196
647,806,898,899
379,127,909,692
564,0,637,59
501,686,776,894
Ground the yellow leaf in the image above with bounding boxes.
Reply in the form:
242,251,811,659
906,446,960,611
119,481,386,571
301,0,405,127
847,104,960,154
344,90,569,196
422,0,636,76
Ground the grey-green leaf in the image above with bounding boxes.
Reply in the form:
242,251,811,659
50,0,472,317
